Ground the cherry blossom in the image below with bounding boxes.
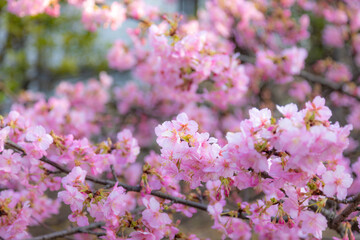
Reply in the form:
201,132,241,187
0,126,10,153
2,1,360,239
298,211,327,239
25,126,53,151
142,197,171,229
322,165,353,200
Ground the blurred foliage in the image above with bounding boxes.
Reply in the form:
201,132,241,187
0,0,109,104
306,13,327,65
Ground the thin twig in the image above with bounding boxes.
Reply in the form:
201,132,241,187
30,217,73,240
110,164,117,182
78,230,106,237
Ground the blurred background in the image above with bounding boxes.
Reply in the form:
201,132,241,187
0,0,204,112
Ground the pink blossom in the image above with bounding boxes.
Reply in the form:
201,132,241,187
347,105,360,130
25,125,53,151
226,218,251,240
351,11,360,32
103,185,129,221
249,108,272,128
0,149,22,183
1,199,32,239
289,81,311,102
323,165,353,200
298,211,327,239
225,131,269,172
276,103,299,119
142,197,171,229
325,63,352,83
58,185,87,211
323,25,345,48
61,166,87,186
305,96,332,121
68,210,89,226
112,129,139,168
99,71,113,88
126,0,159,20
7,0,51,17
172,113,198,135
105,2,126,30
0,126,10,152
81,1,126,32
281,47,307,75
129,231,156,240
323,9,348,25
107,40,136,71
256,50,277,80
207,202,223,217
155,121,180,149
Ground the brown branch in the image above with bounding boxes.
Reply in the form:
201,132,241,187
331,193,360,229
30,217,73,240
5,140,137,190
77,230,105,237
327,196,357,204
26,222,105,240
4,140,274,216
298,71,360,101
110,164,117,182
4,140,252,221
4,140,209,212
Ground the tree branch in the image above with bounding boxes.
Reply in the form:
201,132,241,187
4,140,209,212
30,217,73,240
110,164,117,181
331,193,360,229
5,140,255,223
298,71,360,101
26,222,105,240
327,196,358,204
7,139,358,238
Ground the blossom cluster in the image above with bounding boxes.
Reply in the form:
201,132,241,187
154,97,354,239
0,95,358,239
3,0,360,239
